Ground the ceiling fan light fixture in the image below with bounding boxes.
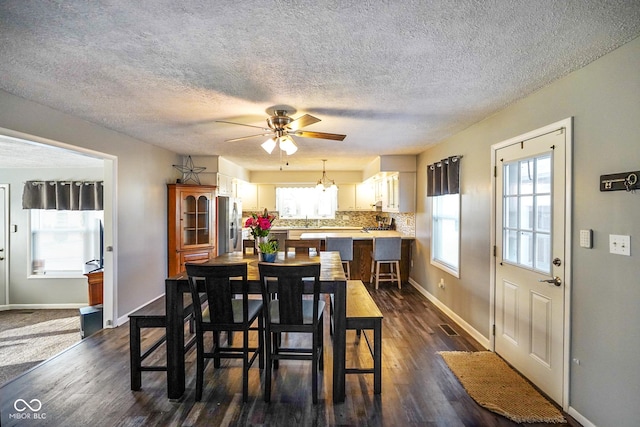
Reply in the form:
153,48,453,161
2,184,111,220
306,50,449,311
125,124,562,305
279,136,297,155
261,137,277,154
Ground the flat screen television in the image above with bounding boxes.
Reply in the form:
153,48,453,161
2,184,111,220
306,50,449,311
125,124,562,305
86,218,103,273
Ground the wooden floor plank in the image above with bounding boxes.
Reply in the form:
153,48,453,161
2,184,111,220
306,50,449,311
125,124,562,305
0,283,581,426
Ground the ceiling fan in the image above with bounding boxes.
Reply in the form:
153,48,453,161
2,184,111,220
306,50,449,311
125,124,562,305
216,109,346,155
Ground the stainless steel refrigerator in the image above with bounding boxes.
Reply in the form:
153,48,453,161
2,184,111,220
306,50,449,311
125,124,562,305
216,196,242,255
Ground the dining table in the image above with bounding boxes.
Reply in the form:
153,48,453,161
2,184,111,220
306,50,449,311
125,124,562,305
164,250,348,403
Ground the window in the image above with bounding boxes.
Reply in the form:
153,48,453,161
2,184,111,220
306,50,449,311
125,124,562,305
276,187,337,219
502,155,551,273
30,210,103,277
431,193,460,277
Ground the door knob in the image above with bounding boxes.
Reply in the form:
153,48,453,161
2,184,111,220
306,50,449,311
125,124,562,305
538,276,562,286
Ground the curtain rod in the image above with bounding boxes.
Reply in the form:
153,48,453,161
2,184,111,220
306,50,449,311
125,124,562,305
25,180,104,186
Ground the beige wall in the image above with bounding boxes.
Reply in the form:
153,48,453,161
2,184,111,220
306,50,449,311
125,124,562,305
412,36,640,425
0,90,181,324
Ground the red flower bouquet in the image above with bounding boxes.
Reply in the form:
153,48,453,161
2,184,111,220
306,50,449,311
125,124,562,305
244,209,275,238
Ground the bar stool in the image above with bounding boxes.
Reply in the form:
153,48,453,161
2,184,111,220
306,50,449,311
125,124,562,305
326,236,353,279
370,236,402,290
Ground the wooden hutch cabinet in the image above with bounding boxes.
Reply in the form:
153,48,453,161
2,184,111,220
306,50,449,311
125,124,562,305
167,184,217,276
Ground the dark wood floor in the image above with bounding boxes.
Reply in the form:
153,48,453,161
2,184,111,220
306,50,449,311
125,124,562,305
0,283,581,426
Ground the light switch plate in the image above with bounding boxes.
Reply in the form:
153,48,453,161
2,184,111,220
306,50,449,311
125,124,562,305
580,229,592,248
609,234,631,256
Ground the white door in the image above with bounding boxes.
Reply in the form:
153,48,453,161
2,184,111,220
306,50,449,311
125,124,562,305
0,185,7,306
494,128,566,404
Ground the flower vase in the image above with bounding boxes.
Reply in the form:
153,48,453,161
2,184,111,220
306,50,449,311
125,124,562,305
262,252,277,263
255,236,269,260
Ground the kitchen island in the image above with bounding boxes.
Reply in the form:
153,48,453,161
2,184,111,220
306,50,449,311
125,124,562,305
300,230,414,283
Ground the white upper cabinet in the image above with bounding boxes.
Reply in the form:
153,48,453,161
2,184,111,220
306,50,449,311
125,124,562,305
381,172,416,213
238,181,258,211
337,184,356,211
257,184,276,212
216,173,236,197
355,182,376,210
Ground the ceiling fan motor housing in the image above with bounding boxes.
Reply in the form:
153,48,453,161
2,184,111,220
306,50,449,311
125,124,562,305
267,110,293,130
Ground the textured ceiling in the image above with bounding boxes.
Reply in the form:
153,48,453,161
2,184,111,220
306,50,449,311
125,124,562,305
1,1,639,171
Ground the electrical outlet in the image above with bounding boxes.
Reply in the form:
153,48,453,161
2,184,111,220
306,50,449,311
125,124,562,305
438,278,445,289
609,234,631,256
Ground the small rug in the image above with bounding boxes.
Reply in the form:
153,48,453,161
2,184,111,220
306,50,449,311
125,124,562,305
0,309,81,386
438,351,565,424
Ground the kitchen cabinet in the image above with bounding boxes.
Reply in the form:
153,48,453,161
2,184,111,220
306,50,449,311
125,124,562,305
238,181,258,210
382,172,415,213
237,182,276,212
216,173,236,196
167,184,217,276
373,178,384,204
337,184,356,211
355,182,376,211
257,184,276,212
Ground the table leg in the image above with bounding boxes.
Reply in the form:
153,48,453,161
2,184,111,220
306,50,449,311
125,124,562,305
333,281,346,402
165,278,185,399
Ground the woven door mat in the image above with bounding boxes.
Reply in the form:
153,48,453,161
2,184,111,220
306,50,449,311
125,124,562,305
438,351,566,424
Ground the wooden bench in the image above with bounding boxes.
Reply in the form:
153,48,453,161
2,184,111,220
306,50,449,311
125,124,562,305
345,280,383,394
129,295,196,390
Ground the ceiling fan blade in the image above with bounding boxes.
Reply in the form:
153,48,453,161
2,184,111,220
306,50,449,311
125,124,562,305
286,114,321,131
215,120,270,131
293,131,346,141
225,133,273,143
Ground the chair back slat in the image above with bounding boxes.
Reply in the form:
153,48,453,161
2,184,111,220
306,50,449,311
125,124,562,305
185,262,248,325
258,262,321,326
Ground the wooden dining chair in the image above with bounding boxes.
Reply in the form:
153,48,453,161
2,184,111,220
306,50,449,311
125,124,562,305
284,239,321,256
242,239,255,255
185,262,264,402
258,262,324,403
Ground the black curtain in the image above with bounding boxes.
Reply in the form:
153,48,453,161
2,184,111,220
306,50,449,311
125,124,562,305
427,156,461,196
22,181,104,210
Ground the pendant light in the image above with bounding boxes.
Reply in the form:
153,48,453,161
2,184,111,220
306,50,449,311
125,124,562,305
316,159,336,191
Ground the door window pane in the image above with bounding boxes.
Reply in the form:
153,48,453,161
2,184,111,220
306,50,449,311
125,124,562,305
519,160,534,194
502,154,552,273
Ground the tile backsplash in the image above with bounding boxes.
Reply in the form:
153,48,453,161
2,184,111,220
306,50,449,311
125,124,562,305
243,210,415,236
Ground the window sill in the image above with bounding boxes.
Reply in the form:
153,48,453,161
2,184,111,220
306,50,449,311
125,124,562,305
430,259,460,279
28,273,86,279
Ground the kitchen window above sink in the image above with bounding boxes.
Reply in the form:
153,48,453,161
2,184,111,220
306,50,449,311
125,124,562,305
276,186,338,219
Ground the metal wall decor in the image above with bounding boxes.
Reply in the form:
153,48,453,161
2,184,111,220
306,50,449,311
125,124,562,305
173,156,206,185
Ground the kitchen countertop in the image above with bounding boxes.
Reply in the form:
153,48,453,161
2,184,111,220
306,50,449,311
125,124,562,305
270,226,363,231
299,230,414,240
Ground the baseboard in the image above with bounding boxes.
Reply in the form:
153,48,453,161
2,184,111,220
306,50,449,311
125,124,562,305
6,303,87,310
407,277,490,349
116,293,164,326
567,406,595,427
